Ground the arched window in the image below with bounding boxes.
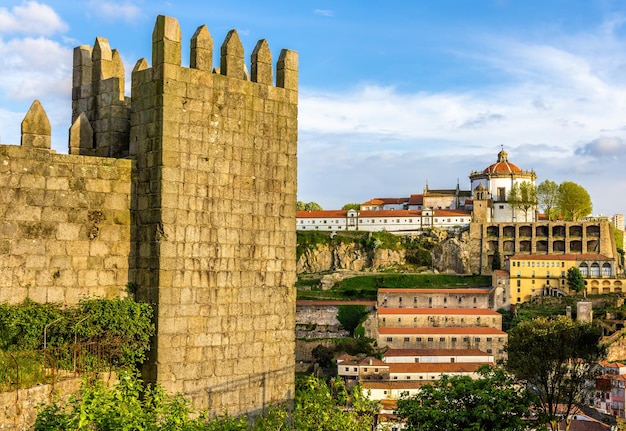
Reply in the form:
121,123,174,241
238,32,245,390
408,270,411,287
602,263,612,277
590,263,600,277
579,263,589,276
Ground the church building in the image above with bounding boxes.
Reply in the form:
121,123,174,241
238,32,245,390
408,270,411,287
470,148,537,223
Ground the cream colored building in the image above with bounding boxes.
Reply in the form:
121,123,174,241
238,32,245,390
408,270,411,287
469,148,537,223
377,288,492,309
508,253,621,304
378,308,502,329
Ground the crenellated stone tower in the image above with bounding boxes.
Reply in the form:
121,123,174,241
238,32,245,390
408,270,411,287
1,14,298,416
124,15,297,414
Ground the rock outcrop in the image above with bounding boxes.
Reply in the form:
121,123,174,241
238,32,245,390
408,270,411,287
297,232,472,274
297,242,406,274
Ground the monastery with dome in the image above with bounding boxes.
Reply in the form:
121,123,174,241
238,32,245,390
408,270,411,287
297,148,538,234
297,149,620,281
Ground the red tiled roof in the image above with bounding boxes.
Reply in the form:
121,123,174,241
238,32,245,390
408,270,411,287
383,348,491,357
483,160,522,174
296,209,472,218
378,326,507,335
357,356,387,366
408,194,423,205
379,288,490,294
296,300,376,306
390,362,487,373
362,381,426,390
296,210,347,218
510,254,611,261
361,198,385,205
378,308,501,316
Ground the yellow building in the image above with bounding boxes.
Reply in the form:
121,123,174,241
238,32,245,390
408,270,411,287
508,253,620,304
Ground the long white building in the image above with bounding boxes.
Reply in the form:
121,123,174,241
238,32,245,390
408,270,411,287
296,208,472,234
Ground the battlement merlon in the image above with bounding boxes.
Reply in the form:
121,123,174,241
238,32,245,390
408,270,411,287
150,15,298,90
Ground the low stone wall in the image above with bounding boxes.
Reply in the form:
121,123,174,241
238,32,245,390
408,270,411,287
0,373,117,430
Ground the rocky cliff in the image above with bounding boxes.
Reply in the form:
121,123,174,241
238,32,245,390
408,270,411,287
297,230,473,274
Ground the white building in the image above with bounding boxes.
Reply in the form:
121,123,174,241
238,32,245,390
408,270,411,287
469,148,537,223
296,208,472,234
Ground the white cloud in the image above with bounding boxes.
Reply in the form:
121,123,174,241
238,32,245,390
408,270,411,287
88,1,142,22
0,1,67,36
575,137,626,159
0,37,72,101
297,18,626,215
314,9,334,17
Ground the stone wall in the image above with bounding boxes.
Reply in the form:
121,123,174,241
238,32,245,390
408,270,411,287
126,16,297,415
0,133,132,305
0,15,298,419
470,221,618,274
0,373,117,431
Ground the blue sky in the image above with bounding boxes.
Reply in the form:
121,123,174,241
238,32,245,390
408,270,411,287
2,1,626,216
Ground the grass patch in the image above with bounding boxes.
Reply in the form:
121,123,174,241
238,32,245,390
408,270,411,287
296,274,491,301
0,350,47,391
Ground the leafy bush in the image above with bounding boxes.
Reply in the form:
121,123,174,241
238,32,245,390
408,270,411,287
36,373,379,431
336,305,369,335
0,297,154,370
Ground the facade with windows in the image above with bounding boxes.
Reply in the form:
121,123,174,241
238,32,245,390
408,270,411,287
377,327,507,362
377,308,502,329
296,208,472,234
469,148,537,223
508,253,620,305
377,288,492,309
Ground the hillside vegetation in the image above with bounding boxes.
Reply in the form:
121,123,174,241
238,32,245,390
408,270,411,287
297,273,490,300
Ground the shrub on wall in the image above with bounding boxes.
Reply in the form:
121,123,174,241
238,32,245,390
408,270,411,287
0,297,154,370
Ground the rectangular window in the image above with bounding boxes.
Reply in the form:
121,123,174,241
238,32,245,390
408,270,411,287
451,337,457,342
427,337,434,342
474,337,481,342
416,337,422,342
440,337,445,342
404,337,410,342
386,337,393,342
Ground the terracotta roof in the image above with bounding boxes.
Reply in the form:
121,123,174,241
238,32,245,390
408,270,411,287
361,381,426,390
375,197,410,205
378,326,507,335
408,194,423,205
389,362,487,373
383,348,491,358
296,300,376,306
358,210,422,217
361,198,385,205
378,308,501,316
296,210,347,218
379,288,490,294
296,209,472,218
510,254,612,261
336,353,355,362
358,356,387,366
482,149,523,175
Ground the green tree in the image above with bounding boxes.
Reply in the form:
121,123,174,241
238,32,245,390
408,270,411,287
537,179,560,221
341,203,361,210
35,372,197,431
395,365,534,431
506,316,606,431
508,181,538,221
337,305,369,336
293,375,379,431
566,267,585,293
557,181,592,221
297,201,323,211
492,249,502,271
311,344,334,368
